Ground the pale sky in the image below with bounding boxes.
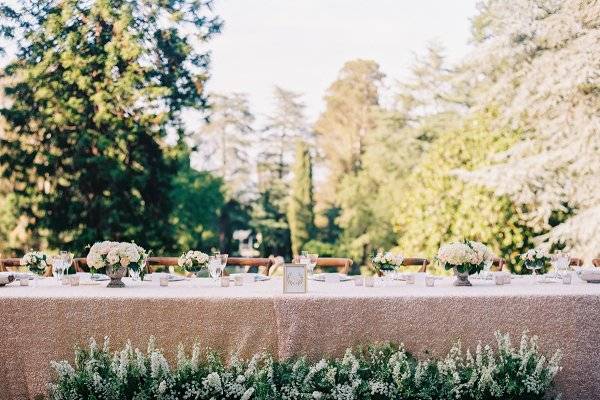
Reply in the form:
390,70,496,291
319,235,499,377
206,0,479,122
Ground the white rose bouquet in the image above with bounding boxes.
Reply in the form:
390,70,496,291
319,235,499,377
86,241,148,276
372,251,404,273
178,250,209,274
437,241,493,275
520,248,549,271
20,251,48,274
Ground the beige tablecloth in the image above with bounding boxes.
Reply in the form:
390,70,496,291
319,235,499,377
1,276,599,399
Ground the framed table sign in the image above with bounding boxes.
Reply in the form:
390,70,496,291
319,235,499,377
283,263,307,293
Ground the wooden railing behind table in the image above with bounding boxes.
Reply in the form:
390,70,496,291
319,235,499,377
72,256,274,276
371,258,430,276
291,257,353,275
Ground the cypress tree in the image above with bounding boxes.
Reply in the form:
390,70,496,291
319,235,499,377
287,141,315,256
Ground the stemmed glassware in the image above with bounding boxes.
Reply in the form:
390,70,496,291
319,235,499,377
51,251,74,284
208,251,228,285
60,251,73,276
299,251,318,277
482,259,493,280
550,252,570,278
52,256,66,282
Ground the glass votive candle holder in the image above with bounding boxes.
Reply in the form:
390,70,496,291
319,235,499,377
354,276,363,286
493,273,504,285
405,273,416,285
69,276,80,286
562,272,572,285
61,276,70,285
364,276,375,287
234,275,244,286
425,275,436,287
502,274,511,285
220,276,230,287
19,277,29,286
159,276,169,287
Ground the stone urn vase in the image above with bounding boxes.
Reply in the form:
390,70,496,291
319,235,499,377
106,264,127,288
453,267,472,286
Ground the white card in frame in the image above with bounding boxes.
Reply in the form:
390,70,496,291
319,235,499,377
283,263,307,293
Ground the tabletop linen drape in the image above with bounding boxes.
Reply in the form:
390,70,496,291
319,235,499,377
1,277,599,399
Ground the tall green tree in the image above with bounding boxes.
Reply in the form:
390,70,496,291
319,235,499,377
315,60,384,197
252,87,309,258
194,92,255,200
314,59,385,264
0,0,221,253
392,111,533,267
287,141,315,256
460,0,600,260
169,143,224,253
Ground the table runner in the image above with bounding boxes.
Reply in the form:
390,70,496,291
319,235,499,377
1,277,599,399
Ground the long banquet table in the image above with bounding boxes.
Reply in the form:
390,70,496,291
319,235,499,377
1,275,599,399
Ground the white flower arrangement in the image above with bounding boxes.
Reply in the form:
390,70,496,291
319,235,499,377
520,248,549,270
49,331,561,400
372,251,404,272
437,240,493,274
86,241,148,273
177,250,209,273
20,251,48,274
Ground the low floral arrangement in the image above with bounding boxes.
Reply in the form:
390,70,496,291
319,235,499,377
371,250,404,273
520,248,550,271
19,251,48,274
178,250,210,274
48,331,561,400
437,240,493,274
86,241,148,276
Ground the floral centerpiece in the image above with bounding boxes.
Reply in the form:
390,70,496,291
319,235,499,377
86,241,148,287
178,250,209,276
371,251,404,277
20,251,48,275
437,241,493,286
520,248,549,275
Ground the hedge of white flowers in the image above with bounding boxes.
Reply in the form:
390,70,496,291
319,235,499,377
48,331,561,400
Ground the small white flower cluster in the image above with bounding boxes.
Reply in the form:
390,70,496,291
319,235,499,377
20,251,48,273
372,251,404,272
437,241,493,269
520,248,549,263
177,250,209,272
86,241,148,271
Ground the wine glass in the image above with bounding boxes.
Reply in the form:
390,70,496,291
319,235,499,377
51,256,66,282
59,251,73,277
482,259,493,280
307,253,318,276
551,252,570,278
298,252,318,277
208,256,223,285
